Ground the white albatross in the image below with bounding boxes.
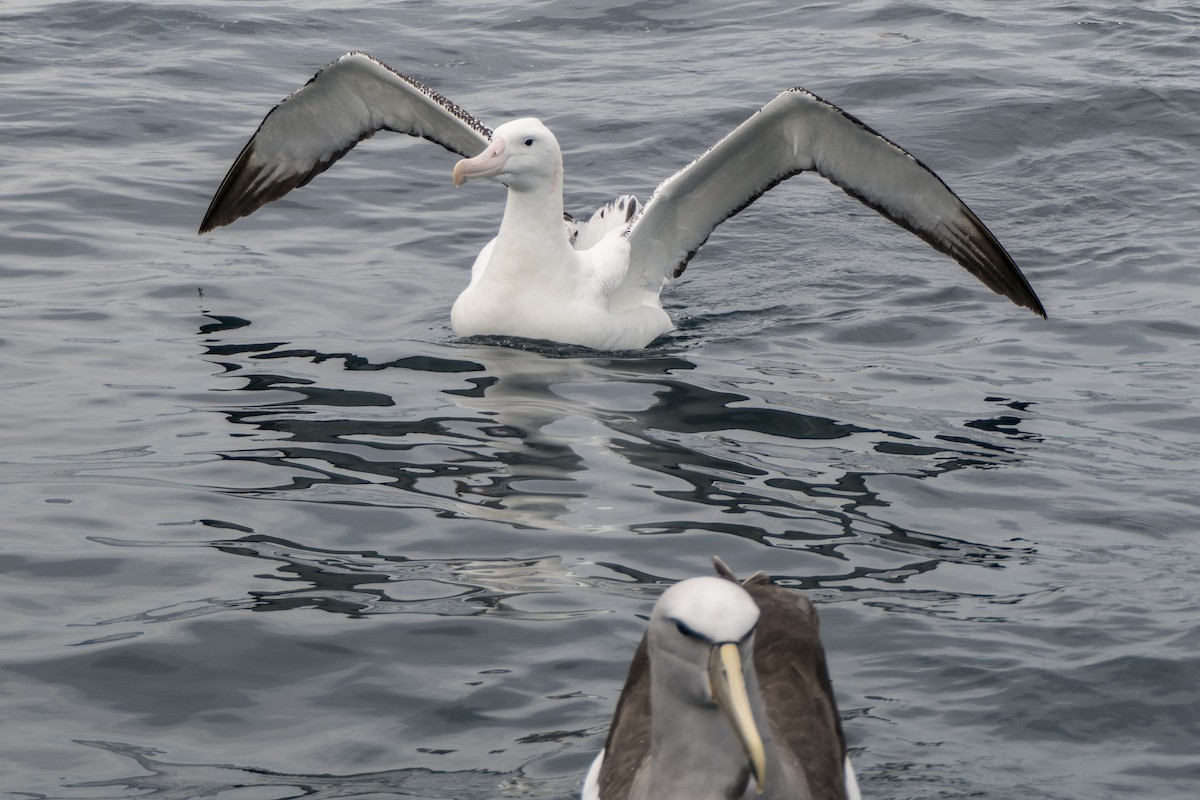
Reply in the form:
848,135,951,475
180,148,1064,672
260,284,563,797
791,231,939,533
582,559,860,800
199,52,1045,351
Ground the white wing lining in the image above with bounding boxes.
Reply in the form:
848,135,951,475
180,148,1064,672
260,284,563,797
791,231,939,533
199,52,491,233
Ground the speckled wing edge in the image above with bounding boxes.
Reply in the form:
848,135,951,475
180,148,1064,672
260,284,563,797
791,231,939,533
199,52,491,233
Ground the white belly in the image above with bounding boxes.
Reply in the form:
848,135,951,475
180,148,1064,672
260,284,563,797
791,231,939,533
449,234,672,350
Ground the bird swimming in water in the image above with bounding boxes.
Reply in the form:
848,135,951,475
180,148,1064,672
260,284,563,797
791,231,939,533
200,52,1044,351
582,559,859,800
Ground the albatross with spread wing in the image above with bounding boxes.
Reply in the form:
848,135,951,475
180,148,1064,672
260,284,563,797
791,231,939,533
200,52,1044,350
582,559,859,800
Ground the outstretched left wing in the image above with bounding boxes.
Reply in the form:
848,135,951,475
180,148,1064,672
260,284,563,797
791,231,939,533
199,52,491,233
622,88,1045,317
736,570,851,800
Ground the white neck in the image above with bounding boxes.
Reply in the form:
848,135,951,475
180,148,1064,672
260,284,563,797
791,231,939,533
486,169,574,281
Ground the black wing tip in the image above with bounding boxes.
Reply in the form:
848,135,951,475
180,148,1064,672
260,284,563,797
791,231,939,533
1024,293,1049,319
197,152,262,234
198,114,274,235
711,557,770,587
959,207,1048,318
198,176,296,235
950,240,1049,320
971,231,1048,319
712,556,737,581
983,246,1047,318
197,203,243,235
197,123,357,236
991,276,1046,317
981,261,1048,319
198,178,245,234
1024,281,1049,318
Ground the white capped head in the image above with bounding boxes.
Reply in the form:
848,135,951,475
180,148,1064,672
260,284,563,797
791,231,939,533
647,576,760,707
653,576,760,644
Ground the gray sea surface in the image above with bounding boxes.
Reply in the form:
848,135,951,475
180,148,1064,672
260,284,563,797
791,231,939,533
2,1,1198,797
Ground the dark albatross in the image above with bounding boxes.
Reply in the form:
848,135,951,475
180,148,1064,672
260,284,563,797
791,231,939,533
199,52,1045,351
583,560,858,800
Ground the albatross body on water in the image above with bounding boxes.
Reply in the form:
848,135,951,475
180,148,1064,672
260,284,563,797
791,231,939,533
200,52,1045,351
583,559,858,800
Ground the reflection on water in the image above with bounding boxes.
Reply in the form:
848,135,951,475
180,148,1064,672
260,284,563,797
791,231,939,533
46,739,571,800
165,311,1046,618
13,310,1055,799
80,537,591,622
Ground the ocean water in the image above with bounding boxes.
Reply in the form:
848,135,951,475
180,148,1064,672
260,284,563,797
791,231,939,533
2,1,1198,797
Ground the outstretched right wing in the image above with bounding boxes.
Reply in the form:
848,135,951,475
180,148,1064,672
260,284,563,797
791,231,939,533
199,52,492,233
623,88,1045,318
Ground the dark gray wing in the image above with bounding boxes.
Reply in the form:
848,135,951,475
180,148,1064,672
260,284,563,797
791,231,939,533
595,632,652,800
199,52,491,233
740,573,849,800
622,88,1045,318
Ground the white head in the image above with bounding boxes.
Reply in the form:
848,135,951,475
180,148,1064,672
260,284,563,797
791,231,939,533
651,577,760,659
452,118,562,192
648,576,767,791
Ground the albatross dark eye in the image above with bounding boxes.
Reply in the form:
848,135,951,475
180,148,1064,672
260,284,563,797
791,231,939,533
523,137,535,147
675,619,703,640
